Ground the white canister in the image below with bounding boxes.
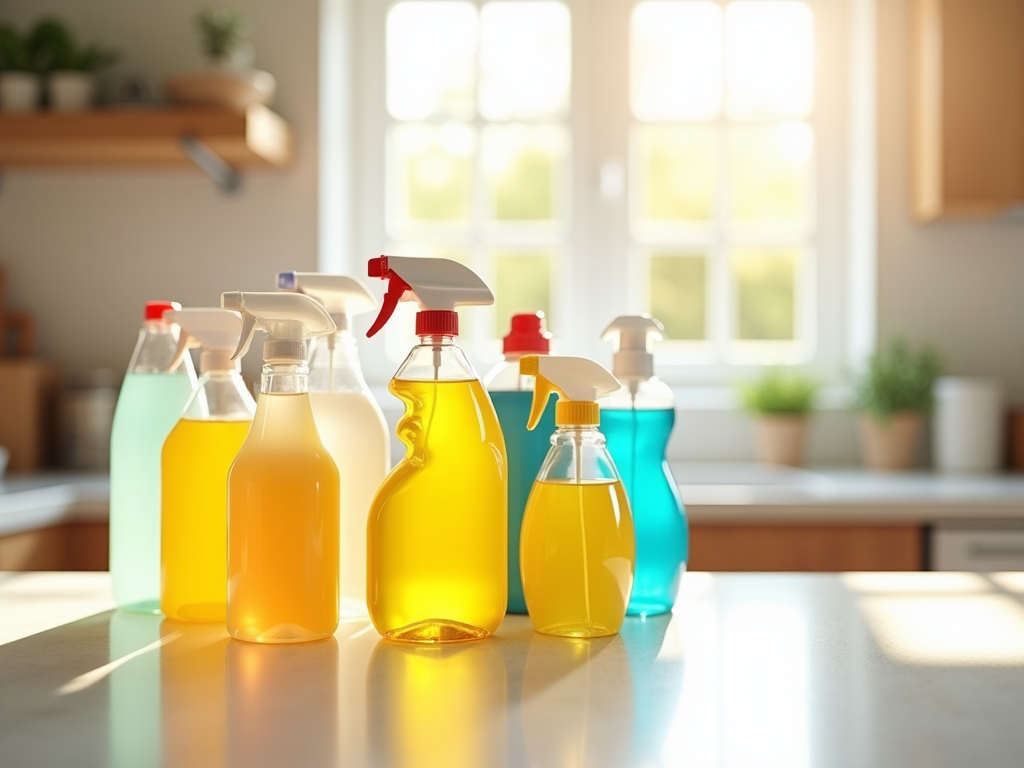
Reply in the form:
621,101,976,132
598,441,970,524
0,72,42,113
933,377,1004,473
48,71,96,112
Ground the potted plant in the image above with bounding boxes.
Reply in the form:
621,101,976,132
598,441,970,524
30,19,118,112
165,8,276,112
738,368,819,467
853,337,941,471
0,23,41,112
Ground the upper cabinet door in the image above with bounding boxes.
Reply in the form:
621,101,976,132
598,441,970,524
911,0,1024,221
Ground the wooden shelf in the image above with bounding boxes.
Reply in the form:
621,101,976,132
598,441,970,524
0,104,293,187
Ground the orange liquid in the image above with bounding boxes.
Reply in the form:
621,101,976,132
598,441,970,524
227,393,340,643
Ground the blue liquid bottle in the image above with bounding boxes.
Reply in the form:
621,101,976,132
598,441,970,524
599,315,688,616
483,313,555,614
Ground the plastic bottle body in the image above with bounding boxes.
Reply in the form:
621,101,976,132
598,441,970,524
307,335,389,618
601,379,688,616
368,338,508,643
486,359,556,614
520,428,635,637
227,363,340,643
110,321,196,613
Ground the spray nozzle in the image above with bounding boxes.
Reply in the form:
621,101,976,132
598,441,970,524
601,314,665,381
275,272,377,334
163,308,244,373
520,355,621,429
365,255,494,338
220,291,336,363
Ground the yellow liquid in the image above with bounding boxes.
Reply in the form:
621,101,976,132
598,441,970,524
161,418,251,622
228,393,340,643
368,378,507,643
521,480,635,638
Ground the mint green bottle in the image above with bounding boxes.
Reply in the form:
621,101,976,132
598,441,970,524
109,301,196,613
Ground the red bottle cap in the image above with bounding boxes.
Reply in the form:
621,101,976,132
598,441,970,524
416,310,458,337
145,301,181,321
503,312,551,354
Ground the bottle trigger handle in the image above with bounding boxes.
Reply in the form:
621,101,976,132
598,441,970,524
521,354,558,431
167,331,195,373
366,271,412,338
231,312,259,361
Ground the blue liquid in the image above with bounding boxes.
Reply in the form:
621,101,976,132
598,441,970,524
489,391,556,614
601,408,688,616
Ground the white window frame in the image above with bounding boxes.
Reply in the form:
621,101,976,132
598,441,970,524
328,0,876,393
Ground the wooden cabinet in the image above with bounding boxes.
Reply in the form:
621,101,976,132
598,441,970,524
689,523,925,571
911,0,1024,220
0,522,108,571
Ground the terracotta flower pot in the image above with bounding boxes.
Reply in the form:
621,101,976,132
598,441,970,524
753,415,809,467
857,412,922,471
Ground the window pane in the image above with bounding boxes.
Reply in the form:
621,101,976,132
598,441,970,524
482,125,565,222
391,124,475,227
725,1,814,119
387,2,478,120
480,2,571,120
493,252,552,336
636,126,716,222
631,1,722,120
728,122,812,225
732,247,798,341
650,253,707,340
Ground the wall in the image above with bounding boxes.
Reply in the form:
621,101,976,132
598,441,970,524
877,0,1024,406
0,0,320,378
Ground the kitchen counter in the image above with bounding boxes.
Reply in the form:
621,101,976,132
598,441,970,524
2,571,1024,767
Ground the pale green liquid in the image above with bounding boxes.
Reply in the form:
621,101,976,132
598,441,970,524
109,372,195,613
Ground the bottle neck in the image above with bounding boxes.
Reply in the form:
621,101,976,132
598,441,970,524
309,331,370,393
395,334,478,382
261,361,309,395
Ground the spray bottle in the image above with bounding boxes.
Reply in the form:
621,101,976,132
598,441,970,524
519,355,635,638
483,312,556,614
221,291,340,643
365,255,507,643
110,301,197,613
600,315,688,616
160,308,256,622
277,271,390,618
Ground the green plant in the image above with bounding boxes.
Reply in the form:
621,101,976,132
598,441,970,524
854,337,941,421
0,23,32,71
23,18,118,73
196,8,249,60
737,368,819,416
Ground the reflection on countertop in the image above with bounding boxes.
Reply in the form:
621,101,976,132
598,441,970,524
2,572,1024,767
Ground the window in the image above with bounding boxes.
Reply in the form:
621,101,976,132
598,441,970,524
350,0,861,383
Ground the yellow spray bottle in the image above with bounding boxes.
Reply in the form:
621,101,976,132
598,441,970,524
519,355,635,638
160,307,255,622
221,291,340,643
364,255,507,643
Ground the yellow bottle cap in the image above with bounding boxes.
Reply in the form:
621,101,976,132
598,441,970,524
555,400,599,426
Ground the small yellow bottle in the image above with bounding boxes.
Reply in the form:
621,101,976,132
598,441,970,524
161,308,255,622
364,255,507,643
221,291,340,644
519,355,635,638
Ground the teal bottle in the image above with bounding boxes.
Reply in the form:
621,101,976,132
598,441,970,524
600,315,688,616
109,301,196,613
483,313,555,614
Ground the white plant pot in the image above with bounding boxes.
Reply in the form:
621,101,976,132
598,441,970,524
933,377,1004,473
48,71,97,112
0,72,42,113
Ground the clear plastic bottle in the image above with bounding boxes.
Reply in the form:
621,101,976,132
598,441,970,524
222,291,340,644
519,355,635,638
484,312,556,615
277,272,390,619
109,301,196,614
365,256,507,643
600,315,688,617
160,308,256,622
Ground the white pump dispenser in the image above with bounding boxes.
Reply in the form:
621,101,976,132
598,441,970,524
276,271,390,619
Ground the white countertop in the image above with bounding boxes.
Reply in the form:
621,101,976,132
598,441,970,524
2,571,1024,768
4,464,1024,538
